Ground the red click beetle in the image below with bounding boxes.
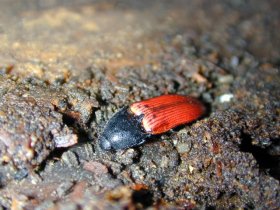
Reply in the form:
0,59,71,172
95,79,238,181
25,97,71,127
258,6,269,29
99,94,205,150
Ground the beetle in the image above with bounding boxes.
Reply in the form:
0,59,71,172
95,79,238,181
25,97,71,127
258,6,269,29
99,94,205,150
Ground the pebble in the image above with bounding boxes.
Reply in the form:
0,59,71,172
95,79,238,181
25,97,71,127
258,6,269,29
35,200,55,210
115,149,138,165
95,110,103,124
217,75,234,84
54,134,78,148
14,168,28,180
98,174,122,189
103,160,123,174
83,161,108,176
176,142,192,154
61,151,79,167
84,143,95,159
230,56,239,67
219,93,234,103
130,165,145,180
55,181,74,197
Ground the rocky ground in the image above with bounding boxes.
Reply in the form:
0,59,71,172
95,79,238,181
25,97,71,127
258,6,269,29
0,0,279,209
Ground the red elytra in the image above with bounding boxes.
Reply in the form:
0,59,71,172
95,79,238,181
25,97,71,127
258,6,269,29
130,94,205,134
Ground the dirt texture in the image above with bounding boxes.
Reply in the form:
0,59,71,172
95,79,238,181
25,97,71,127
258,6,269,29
0,0,279,209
